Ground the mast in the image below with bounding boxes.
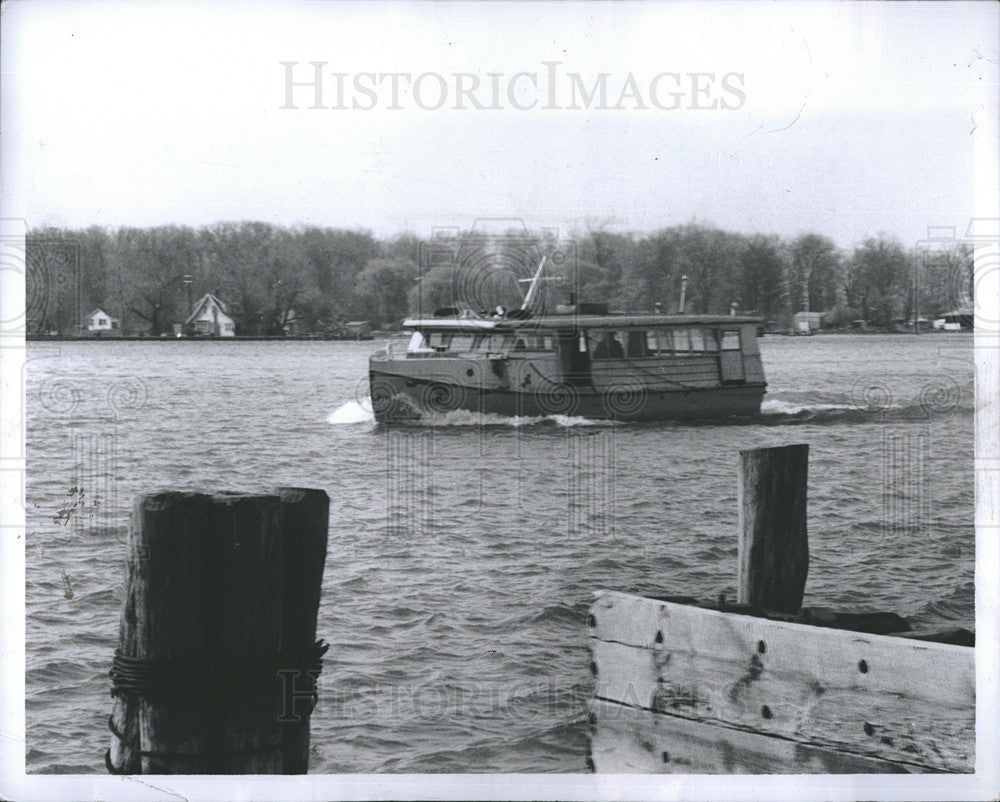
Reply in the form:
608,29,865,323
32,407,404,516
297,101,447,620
519,255,548,311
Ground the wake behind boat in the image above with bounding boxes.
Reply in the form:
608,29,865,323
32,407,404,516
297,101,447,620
368,257,766,423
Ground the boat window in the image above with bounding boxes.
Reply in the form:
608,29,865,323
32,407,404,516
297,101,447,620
449,333,476,352
721,330,741,350
689,328,705,352
647,329,673,355
626,330,648,358
673,328,691,354
475,333,514,354
427,331,449,351
407,331,434,352
703,329,720,353
589,330,626,360
512,333,554,352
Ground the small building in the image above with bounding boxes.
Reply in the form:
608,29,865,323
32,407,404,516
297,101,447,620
282,309,304,336
792,311,824,334
185,293,235,337
85,308,121,336
344,321,373,340
939,310,973,330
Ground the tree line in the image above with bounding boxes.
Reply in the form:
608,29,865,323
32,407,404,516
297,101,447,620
25,222,973,335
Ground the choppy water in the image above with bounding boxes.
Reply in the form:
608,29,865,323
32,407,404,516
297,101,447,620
25,333,974,773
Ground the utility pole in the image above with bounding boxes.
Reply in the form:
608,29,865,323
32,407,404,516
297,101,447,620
182,275,193,337
182,275,193,316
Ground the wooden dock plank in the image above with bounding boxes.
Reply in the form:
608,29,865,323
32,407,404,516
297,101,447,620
591,592,974,705
590,593,974,772
589,699,916,774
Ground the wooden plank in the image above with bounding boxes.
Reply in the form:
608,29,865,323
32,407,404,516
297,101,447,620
588,699,915,774
592,639,661,710
738,444,809,613
589,591,665,646
589,593,974,772
591,592,975,704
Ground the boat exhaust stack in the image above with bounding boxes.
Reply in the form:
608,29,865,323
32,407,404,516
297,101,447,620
679,275,688,314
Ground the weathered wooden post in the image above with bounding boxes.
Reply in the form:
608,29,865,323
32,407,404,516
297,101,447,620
107,489,329,774
737,443,809,614
277,487,329,774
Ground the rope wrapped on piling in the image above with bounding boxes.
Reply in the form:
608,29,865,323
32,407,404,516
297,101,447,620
105,640,328,772
108,640,328,701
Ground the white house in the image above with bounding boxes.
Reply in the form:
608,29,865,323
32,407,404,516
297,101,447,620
86,308,121,334
792,311,824,334
185,293,236,337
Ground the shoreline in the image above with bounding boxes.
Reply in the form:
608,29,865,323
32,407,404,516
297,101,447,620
25,330,972,342
25,334,385,342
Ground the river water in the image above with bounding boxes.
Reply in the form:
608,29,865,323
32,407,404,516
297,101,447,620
25,333,974,773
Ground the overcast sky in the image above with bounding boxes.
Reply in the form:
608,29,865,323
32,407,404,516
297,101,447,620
2,0,997,249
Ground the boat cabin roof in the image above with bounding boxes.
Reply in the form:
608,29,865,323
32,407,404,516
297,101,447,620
402,314,762,331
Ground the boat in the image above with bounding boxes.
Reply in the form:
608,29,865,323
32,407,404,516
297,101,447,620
367,259,766,423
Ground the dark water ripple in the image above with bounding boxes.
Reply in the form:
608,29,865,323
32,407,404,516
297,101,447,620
25,334,974,773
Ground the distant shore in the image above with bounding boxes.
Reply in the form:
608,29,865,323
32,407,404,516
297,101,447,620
25,334,388,342
26,329,971,342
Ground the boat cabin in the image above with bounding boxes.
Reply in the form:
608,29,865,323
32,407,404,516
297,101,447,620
370,250,765,420
399,314,764,388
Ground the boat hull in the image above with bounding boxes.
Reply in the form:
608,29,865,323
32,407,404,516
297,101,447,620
369,368,766,423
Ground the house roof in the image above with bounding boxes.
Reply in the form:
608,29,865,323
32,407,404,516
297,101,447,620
185,293,232,325
86,308,120,321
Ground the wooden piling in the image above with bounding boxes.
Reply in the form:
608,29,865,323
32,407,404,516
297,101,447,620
277,487,329,774
737,444,809,614
108,489,329,775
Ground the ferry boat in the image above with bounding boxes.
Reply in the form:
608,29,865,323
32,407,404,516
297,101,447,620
368,307,766,423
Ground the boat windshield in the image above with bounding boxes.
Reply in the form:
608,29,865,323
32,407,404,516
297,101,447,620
407,330,517,355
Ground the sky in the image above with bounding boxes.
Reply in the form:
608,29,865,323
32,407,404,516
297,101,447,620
1,0,997,250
